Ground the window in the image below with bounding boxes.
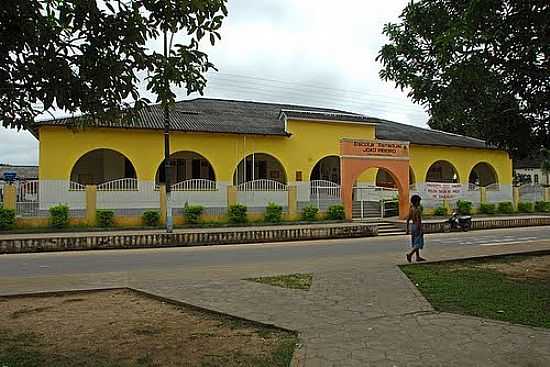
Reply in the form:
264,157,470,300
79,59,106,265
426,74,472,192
534,174,539,184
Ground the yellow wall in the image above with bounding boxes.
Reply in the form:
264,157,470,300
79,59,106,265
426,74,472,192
39,120,512,185
39,120,376,182
409,145,512,184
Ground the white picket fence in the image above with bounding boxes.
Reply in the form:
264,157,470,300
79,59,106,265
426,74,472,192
97,178,138,191
172,179,217,191
237,179,287,191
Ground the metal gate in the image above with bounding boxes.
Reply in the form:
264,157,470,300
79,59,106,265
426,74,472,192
16,180,39,217
352,186,399,219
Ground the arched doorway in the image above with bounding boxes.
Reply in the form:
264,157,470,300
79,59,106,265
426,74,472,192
156,151,215,185
70,149,137,185
310,156,340,183
469,162,498,187
426,160,460,183
233,153,287,186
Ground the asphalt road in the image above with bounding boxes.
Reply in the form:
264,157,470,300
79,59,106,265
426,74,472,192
1,226,549,278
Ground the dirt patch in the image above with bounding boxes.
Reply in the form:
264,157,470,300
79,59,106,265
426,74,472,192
473,255,550,281
0,289,297,367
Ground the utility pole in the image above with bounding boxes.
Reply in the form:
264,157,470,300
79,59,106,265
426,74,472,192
163,30,173,233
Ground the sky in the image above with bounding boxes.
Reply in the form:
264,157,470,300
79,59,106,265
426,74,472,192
0,0,428,166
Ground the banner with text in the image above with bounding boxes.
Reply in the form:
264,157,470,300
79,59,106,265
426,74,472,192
425,183,464,200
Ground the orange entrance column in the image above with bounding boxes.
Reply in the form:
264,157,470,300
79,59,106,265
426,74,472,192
340,139,410,220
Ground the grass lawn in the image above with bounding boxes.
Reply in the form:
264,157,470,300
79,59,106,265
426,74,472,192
401,254,550,329
0,290,297,367
246,273,313,290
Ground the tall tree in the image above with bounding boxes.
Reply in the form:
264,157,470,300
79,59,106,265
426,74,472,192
377,0,549,158
0,0,227,130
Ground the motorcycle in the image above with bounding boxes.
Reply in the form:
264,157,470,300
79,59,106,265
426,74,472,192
444,211,472,232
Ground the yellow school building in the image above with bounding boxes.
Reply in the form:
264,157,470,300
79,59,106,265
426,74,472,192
31,98,513,222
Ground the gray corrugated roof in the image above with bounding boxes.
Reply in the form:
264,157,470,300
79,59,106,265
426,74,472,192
37,98,495,149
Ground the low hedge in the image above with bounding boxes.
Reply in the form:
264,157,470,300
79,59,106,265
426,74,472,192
456,200,472,215
183,204,204,224
96,210,115,227
228,204,247,224
517,202,534,213
264,202,283,223
534,201,550,213
433,206,448,216
49,204,69,229
142,211,160,227
0,207,16,230
326,204,345,220
497,202,515,214
479,203,497,215
302,205,319,221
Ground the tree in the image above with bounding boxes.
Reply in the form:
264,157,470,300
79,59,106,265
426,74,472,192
0,0,228,130
377,0,549,158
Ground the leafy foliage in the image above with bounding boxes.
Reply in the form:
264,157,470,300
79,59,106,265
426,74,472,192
264,202,283,223
377,0,549,158
302,205,319,221
96,209,114,227
183,204,204,224
326,205,345,221
142,210,160,227
517,202,534,213
456,200,472,215
534,201,550,213
433,206,448,216
479,203,497,215
0,207,16,230
497,202,515,214
1,0,228,130
227,204,247,224
48,204,69,228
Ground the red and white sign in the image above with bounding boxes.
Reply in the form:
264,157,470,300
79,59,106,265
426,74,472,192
425,183,463,200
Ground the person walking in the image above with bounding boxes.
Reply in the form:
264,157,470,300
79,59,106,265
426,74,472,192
406,194,426,263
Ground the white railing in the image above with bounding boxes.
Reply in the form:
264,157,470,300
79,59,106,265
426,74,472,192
69,181,86,191
409,183,417,191
485,183,500,191
310,180,341,198
468,183,480,191
17,180,39,202
237,179,287,191
172,179,217,191
519,183,543,194
97,178,138,191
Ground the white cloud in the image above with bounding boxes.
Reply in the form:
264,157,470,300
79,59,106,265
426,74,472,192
2,0,427,165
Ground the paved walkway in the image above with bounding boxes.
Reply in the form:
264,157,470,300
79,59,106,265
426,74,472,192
1,239,550,366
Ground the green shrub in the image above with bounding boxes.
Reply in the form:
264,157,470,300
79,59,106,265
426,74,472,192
49,204,69,229
517,202,534,213
497,202,515,214
183,204,204,224
433,206,448,216
302,205,319,221
142,211,160,227
264,202,283,223
479,203,497,215
456,200,472,215
227,204,247,224
534,201,548,213
96,210,115,227
326,204,345,220
0,207,16,230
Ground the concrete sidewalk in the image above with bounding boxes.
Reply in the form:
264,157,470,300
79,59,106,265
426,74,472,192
1,240,549,366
